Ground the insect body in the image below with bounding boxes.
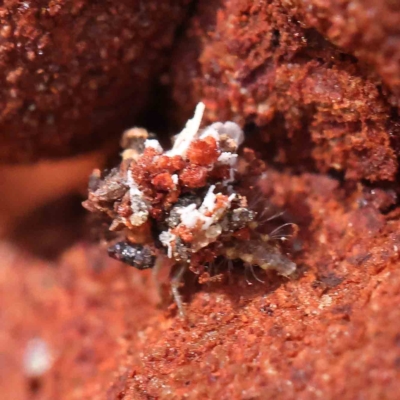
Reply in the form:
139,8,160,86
225,240,296,278
83,103,297,315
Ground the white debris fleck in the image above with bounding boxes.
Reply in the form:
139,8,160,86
228,193,236,202
177,204,213,232
171,174,179,185
200,185,217,213
167,102,206,157
127,170,142,196
198,185,236,226
126,170,149,226
222,121,244,146
199,126,220,141
182,186,236,251
200,215,215,231
160,183,237,254
225,168,235,185
145,139,163,153
209,121,244,146
218,152,238,165
178,204,199,229
159,231,176,258
23,338,53,377
319,295,333,309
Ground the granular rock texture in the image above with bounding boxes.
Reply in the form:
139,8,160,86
0,0,189,162
0,242,159,400
287,0,400,108
170,0,400,182
108,169,400,399
2,170,400,399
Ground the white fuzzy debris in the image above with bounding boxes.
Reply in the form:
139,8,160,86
200,185,217,213
201,121,243,186
178,204,199,228
145,139,163,153
223,121,244,146
198,185,236,224
159,231,176,258
185,186,234,238
127,170,142,196
171,174,179,185
199,126,220,141
200,122,244,149
177,203,213,231
161,185,239,253
225,168,235,185
23,338,53,377
126,170,149,226
201,215,215,231
167,102,206,157
209,121,244,146
228,193,236,202
218,152,238,165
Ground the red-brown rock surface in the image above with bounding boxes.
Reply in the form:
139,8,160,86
0,242,159,400
171,0,400,182
109,170,400,399
2,0,400,399
2,169,400,399
287,0,400,108
0,0,189,162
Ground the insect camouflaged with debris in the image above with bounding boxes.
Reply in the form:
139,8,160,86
83,103,297,316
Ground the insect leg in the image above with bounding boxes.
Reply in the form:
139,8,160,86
244,264,253,285
171,264,187,317
152,255,165,301
250,264,265,283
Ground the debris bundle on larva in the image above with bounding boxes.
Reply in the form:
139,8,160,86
83,103,296,314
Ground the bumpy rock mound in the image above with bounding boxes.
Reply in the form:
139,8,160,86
110,170,400,399
0,0,188,162
287,0,400,108
171,0,400,181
